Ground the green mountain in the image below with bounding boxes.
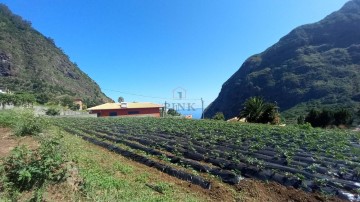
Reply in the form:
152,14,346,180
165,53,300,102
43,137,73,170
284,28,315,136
0,4,112,106
205,0,360,122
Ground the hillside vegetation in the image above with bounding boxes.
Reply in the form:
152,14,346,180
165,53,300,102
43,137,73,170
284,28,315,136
0,4,112,106
205,0,360,122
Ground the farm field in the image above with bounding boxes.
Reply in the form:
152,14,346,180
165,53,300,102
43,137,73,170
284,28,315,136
54,117,360,201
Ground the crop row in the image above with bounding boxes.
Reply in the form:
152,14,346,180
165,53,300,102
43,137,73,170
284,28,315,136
53,117,360,200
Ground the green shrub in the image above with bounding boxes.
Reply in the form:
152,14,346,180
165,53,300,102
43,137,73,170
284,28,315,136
13,109,48,136
45,107,60,116
0,109,47,136
69,103,80,111
0,93,35,108
296,122,313,130
239,97,280,124
297,115,305,125
167,108,181,116
333,109,353,126
0,110,16,127
305,108,353,128
212,112,225,121
0,135,67,194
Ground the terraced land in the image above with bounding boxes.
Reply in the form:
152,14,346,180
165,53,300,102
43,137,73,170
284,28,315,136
54,117,360,200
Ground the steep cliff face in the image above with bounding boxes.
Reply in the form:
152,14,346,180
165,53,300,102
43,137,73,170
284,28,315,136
0,4,112,105
205,0,360,120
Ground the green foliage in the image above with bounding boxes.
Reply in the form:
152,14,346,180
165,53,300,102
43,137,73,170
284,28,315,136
13,110,48,136
35,93,50,104
167,108,181,116
297,115,305,125
147,182,173,194
318,109,334,128
0,135,66,194
305,108,353,128
0,93,35,108
0,110,16,127
58,96,80,111
69,103,80,111
118,97,124,103
60,96,73,107
212,112,225,121
0,109,47,136
113,162,133,175
333,109,353,126
54,117,360,163
45,107,60,116
296,122,313,130
54,117,360,197
239,97,280,124
304,109,321,127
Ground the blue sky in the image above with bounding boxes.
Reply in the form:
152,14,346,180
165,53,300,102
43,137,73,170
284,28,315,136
0,0,349,108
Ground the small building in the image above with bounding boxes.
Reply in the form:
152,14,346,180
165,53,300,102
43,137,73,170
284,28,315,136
87,102,163,117
73,99,83,110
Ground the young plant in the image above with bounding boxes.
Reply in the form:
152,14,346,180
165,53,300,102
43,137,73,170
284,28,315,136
1,135,67,195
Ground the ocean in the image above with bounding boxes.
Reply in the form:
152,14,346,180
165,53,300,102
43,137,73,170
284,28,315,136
177,108,203,119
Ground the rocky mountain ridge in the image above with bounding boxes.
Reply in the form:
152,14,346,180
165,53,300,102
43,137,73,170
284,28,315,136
0,4,112,106
205,0,360,121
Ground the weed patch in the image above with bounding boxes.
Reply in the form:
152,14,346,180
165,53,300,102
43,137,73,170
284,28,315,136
0,134,67,200
0,109,48,136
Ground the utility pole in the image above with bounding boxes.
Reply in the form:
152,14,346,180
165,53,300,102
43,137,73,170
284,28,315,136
201,98,204,119
163,101,167,117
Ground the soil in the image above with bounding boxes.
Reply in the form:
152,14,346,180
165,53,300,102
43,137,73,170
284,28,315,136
0,128,39,160
235,180,346,202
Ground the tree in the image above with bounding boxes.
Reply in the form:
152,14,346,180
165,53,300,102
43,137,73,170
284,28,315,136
60,96,73,107
318,109,334,128
305,108,353,128
0,94,10,109
69,103,80,111
46,107,60,116
212,112,225,121
167,108,181,116
36,93,50,104
297,115,305,125
16,93,35,107
333,109,353,126
305,109,321,127
238,97,279,124
118,97,124,103
0,93,35,108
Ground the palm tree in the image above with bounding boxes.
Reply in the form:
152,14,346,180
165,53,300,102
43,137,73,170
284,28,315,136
239,97,279,124
118,96,124,103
